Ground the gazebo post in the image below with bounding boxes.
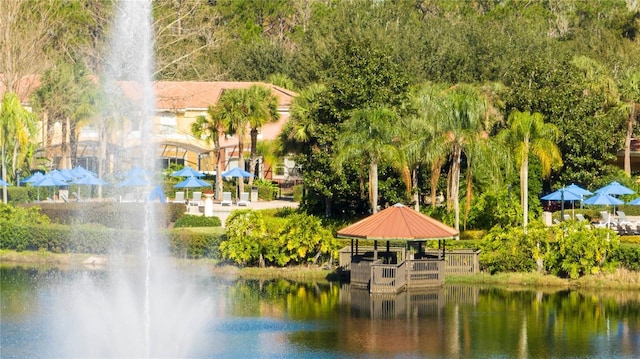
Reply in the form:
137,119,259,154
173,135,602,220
386,240,390,259
441,240,446,260
350,238,354,260
373,240,378,260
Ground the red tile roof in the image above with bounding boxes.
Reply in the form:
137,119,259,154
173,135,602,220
2,76,296,109
337,203,459,241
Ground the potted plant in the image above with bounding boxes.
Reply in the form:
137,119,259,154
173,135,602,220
203,189,215,199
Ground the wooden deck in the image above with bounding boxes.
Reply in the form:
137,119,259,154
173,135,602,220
351,256,445,293
344,247,480,293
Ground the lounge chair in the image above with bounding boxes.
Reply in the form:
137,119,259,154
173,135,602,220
237,192,250,206
616,211,633,225
190,191,202,206
173,191,185,204
575,214,587,222
221,191,233,206
563,214,571,221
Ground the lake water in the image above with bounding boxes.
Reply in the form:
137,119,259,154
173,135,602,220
1,264,639,358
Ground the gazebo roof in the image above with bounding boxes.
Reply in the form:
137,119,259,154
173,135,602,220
336,203,459,241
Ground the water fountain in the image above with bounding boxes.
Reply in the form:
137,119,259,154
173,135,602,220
46,1,214,357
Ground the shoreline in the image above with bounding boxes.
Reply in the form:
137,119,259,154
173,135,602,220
2,250,639,289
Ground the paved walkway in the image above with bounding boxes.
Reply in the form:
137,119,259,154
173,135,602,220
190,199,299,226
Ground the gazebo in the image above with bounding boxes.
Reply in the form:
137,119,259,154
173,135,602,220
337,203,459,293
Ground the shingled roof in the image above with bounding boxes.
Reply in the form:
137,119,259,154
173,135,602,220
337,203,459,241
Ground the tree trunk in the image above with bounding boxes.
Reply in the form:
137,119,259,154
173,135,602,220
238,138,245,195
60,116,69,169
215,145,223,201
464,167,473,230
249,127,258,185
370,161,378,213
522,156,529,228
412,167,419,211
451,145,461,231
1,143,7,204
624,102,637,176
430,158,442,208
70,120,78,168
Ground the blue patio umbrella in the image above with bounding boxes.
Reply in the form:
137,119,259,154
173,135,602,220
221,167,253,200
627,197,640,205
594,181,635,195
23,172,44,184
32,174,69,201
170,166,205,178
565,183,593,196
221,167,253,178
49,170,73,182
583,192,624,206
174,176,211,197
73,173,108,199
148,185,166,203
70,166,97,178
541,187,582,220
117,175,148,187
0,179,10,186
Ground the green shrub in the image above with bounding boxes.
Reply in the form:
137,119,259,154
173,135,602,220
292,184,303,202
174,215,221,228
0,221,143,254
254,178,279,200
18,202,179,229
169,228,225,259
611,243,640,271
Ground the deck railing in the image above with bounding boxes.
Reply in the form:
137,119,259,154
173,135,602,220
350,257,375,287
370,261,407,294
406,259,444,288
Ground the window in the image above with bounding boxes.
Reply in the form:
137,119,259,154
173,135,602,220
159,112,177,135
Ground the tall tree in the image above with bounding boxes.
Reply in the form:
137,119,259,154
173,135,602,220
214,88,250,194
618,70,640,175
246,85,279,185
0,0,54,94
498,110,562,229
439,84,488,231
0,92,37,203
334,107,401,214
31,62,96,169
192,108,226,200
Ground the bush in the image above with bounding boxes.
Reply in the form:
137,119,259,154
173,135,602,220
169,228,225,259
18,202,180,229
292,184,303,202
611,243,640,271
174,215,221,228
0,221,143,254
254,178,279,200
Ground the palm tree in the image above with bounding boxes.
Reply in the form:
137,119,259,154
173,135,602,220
439,84,488,231
618,70,640,175
215,88,250,195
334,106,401,214
498,110,562,228
191,109,225,200
405,82,451,211
0,92,37,203
246,85,279,185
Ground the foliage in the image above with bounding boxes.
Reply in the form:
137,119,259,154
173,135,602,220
253,178,279,201
169,227,225,259
273,213,338,266
19,202,179,229
611,243,640,271
480,220,621,279
220,210,339,267
480,224,538,274
545,221,620,279
220,210,269,266
173,214,221,228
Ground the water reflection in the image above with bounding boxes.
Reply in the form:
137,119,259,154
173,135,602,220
2,265,640,358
